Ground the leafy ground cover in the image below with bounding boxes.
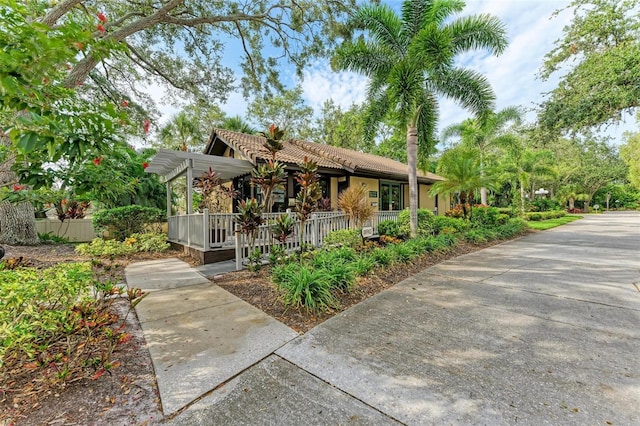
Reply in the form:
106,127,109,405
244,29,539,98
527,215,583,230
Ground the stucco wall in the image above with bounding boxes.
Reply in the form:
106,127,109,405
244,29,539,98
419,184,435,210
349,176,380,212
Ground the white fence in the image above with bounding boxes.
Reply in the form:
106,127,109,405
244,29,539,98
167,210,402,270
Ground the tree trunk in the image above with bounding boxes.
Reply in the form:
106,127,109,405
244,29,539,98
0,201,39,245
569,197,575,210
480,152,487,205
0,136,39,245
406,125,418,238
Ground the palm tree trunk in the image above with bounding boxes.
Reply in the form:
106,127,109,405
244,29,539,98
480,152,487,205
406,125,418,238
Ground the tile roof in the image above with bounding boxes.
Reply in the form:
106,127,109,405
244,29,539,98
207,128,445,183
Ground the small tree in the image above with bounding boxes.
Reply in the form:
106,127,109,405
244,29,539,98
251,125,286,212
272,214,295,245
234,198,264,270
251,161,286,213
295,157,321,248
338,185,374,229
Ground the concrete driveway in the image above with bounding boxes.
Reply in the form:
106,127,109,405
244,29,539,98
169,212,640,425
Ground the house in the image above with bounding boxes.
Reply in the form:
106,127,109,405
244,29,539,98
145,128,450,265
203,128,450,214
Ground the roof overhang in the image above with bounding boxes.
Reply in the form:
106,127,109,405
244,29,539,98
145,149,254,182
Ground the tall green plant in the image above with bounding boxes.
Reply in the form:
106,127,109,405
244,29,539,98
234,198,265,269
251,161,286,213
431,149,493,220
333,0,507,237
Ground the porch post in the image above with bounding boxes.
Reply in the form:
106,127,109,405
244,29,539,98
166,180,172,218
202,208,210,250
235,223,242,271
186,159,194,214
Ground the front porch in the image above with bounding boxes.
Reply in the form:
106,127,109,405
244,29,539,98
167,210,402,270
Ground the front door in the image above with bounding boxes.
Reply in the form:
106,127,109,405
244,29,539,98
380,182,403,211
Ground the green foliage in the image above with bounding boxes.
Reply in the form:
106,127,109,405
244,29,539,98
369,247,396,266
529,197,562,212
92,205,165,241
350,256,376,276
323,229,361,248
497,218,528,237
252,160,286,213
37,232,70,244
524,211,566,221
539,0,640,133
75,233,169,256
323,262,356,293
247,248,263,272
397,209,435,238
377,220,400,237
0,262,94,364
248,86,315,140
269,245,287,266
272,213,296,244
272,264,338,313
295,158,321,245
432,216,469,235
470,206,501,228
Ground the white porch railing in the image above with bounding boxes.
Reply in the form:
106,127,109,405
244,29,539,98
167,210,403,270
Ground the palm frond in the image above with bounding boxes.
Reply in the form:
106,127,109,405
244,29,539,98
431,67,495,115
333,38,396,77
425,0,465,27
409,23,454,70
448,14,508,56
354,4,404,52
363,89,392,143
416,91,439,158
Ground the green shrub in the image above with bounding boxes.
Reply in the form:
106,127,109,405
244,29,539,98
391,243,415,263
497,213,511,225
269,245,287,266
432,216,468,235
434,234,457,248
323,229,361,248
370,246,395,266
497,218,528,237
313,247,357,268
463,229,488,243
273,264,337,312
324,263,357,293
93,205,165,241
525,212,543,221
397,208,435,238
76,232,169,256
471,206,501,228
377,220,400,237
496,208,516,218
351,256,376,276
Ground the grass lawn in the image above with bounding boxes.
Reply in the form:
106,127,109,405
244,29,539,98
527,215,583,230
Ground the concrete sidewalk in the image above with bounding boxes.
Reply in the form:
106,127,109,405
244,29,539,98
168,212,640,425
124,258,298,415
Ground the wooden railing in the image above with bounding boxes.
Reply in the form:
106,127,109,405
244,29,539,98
168,210,403,270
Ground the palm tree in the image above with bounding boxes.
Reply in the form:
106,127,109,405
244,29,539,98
157,112,205,152
430,149,492,219
333,0,507,237
221,115,257,134
442,106,522,205
501,140,556,216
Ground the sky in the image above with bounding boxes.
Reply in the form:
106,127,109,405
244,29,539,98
158,0,636,145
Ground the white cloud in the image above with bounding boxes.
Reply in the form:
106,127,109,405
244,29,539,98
301,61,368,111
